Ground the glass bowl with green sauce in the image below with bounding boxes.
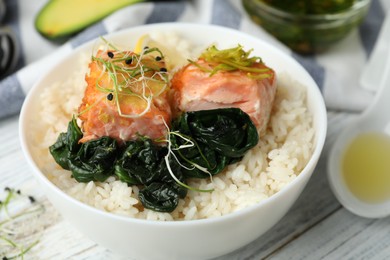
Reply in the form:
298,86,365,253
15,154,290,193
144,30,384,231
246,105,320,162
242,0,371,54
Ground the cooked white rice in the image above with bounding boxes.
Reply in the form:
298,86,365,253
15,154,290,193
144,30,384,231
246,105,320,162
36,36,314,221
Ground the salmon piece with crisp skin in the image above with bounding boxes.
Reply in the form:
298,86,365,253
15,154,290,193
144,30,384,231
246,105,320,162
170,57,277,135
78,50,171,143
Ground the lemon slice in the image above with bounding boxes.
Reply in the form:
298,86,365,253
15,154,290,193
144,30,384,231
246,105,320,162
134,34,147,54
134,34,189,71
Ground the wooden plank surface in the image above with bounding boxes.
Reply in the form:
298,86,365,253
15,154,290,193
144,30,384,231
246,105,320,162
1,112,389,259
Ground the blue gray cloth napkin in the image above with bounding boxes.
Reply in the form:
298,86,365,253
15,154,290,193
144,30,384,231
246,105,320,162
0,0,387,119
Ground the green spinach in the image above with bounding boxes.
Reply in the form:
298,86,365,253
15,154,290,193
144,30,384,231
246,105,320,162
138,182,181,213
49,117,82,170
68,136,119,182
49,117,119,182
49,107,259,212
171,108,259,178
114,138,166,185
115,138,187,212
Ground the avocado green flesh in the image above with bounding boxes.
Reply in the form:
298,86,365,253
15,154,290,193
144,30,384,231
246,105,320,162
35,0,144,40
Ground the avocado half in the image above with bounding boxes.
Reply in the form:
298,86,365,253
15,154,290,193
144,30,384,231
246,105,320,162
35,0,144,41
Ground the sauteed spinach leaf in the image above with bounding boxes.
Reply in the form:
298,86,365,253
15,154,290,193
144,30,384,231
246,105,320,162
49,108,259,212
114,138,165,185
49,117,119,182
49,117,82,170
68,136,119,182
171,108,259,178
115,138,187,212
139,182,182,213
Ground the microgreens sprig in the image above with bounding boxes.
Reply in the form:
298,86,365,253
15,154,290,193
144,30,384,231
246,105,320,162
0,187,45,260
159,118,214,193
189,44,271,79
78,37,169,119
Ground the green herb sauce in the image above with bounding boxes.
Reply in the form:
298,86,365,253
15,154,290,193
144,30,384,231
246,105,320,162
261,0,355,15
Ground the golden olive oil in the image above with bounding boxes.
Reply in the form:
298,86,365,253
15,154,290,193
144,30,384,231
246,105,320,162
342,132,390,203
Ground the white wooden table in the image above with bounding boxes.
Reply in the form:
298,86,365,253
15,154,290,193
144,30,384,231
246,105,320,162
1,111,390,259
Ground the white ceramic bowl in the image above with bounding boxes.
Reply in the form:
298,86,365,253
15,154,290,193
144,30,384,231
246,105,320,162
19,23,327,260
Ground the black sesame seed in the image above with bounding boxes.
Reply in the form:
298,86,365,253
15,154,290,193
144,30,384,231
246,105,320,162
4,187,10,192
155,56,162,61
107,93,114,101
16,189,21,194
144,46,149,50
125,58,132,65
107,51,114,58
28,196,36,203
3,256,9,260
160,68,167,72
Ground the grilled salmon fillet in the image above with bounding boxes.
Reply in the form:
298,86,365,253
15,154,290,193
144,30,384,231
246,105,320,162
171,57,277,135
78,50,171,143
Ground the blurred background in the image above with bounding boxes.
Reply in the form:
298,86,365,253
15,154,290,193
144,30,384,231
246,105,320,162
0,0,388,117
1,1,390,259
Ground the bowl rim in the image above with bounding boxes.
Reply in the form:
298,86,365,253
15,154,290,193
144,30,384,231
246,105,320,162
19,22,327,226
243,0,371,21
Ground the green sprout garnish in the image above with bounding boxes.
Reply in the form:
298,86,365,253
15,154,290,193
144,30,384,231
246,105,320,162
78,37,169,119
160,118,214,193
0,188,45,259
189,44,271,79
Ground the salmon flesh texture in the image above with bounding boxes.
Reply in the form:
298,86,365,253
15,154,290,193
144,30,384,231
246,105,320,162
78,50,171,143
171,59,277,135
